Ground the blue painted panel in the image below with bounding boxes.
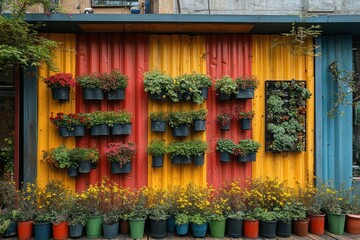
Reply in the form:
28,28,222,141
315,36,353,189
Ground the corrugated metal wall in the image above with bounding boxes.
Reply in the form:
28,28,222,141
37,34,77,190
75,34,149,191
148,35,207,188
315,36,353,189
206,35,253,188
251,35,315,187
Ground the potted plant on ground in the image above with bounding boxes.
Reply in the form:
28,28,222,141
216,139,237,162
237,110,255,130
0,181,17,237
190,140,208,166
168,111,193,137
128,187,149,239
77,73,104,100
257,208,278,239
175,213,189,236
191,109,207,131
68,195,87,238
109,110,132,135
167,141,193,164
147,140,167,168
43,72,75,103
87,111,112,136
344,194,360,234
104,142,136,174
69,147,100,174
49,112,87,137
148,188,170,239
216,110,233,130
290,201,309,237
243,208,262,239
275,204,292,237
150,112,168,132
235,75,259,99
100,69,128,100
144,69,172,100
214,76,237,100
208,189,228,238
236,139,261,162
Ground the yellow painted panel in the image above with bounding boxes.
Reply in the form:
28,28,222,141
37,34,77,191
148,35,207,189
251,35,315,187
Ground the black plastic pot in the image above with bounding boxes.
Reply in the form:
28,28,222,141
172,124,190,137
237,152,257,163
150,90,167,100
260,220,277,239
193,120,206,131
107,89,125,100
235,88,254,99
51,87,70,103
193,154,205,166
67,166,79,177
152,155,164,168
240,118,252,130
112,123,132,135
171,155,191,164
111,161,131,174
226,218,243,238
218,92,231,100
201,88,209,100
219,151,231,162
78,160,92,173
90,124,110,136
151,120,167,132
83,87,104,100
219,121,231,131
150,219,167,239
276,220,292,237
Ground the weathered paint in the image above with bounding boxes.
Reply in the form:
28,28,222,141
251,35,315,187
75,34,149,191
315,36,353,189
37,34,77,190
148,35,207,188
206,35,253,189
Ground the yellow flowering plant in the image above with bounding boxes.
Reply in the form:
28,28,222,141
148,188,171,221
185,183,211,223
316,181,348,215
208,187,231,221
220,181,246,220
128,187,149,220
14,182,37,222
98,178,122,224
77,183,102,216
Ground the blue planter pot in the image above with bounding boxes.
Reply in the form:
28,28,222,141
83,87,104,100
171,155,191,164
111,123,132,135
193,120,206,131
219,151,231,162
107,89,125,100
193,154,205,166
240,118,252,130
218,92,231,100
69,224,83,238
219,121,231,131
152,155,164,168
172,124,190,137
167,216,175,233
237,152,257,163
151,120,167,132
150,219,167,239
34,222,51,240
51,87,70,103
201,88,209,100
111,161,131,174
191,222,207,238
176,223,189,235
78,160,92,173
103,222,119,239
3,219,16,237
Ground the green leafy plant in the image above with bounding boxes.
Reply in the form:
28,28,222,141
147,140,167,157
100,69,128,91
68,195,87,226
216,111,232,127
42,145,75,169
237,110,255,119
108,110,132,126
86,111,113,127
238,139,261,154
235,76,259,90
150,111,168,121
193,72,212,89
76,73,101,89
144,69,173,95
175,213,189,225
190,140,208,157
256,208,278,222
214,76,237,95
289,201,307,221
168,111,193,127
167,142,193,158
191,109,207,120
189,213,207,225
0,133,14,173
128,187,149,220
216,139,237,154
69,147,100,164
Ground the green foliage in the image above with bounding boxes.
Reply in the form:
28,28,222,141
227,211,245,220
100,70,128,91
272,22,322,57
175,213,189,225
77,74,101,89
191,109,207,120
42,145,75,169
0,180,17,211
0,133,14,173
235,76,259,90
109,110,132,125
189,140,208,156
214,76,237,95
238,139,261,154
168,141,203,158
289,201,307,221
69,147,100,164
189,213,207,225
216,139,237,154
144,69,173,95
168,111,193,127
147,140,167,156
86,111,112,126
150,111,168,121
0,218,10,235
256,209,278,222
216,111,232,126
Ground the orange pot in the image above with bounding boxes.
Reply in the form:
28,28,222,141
52,221,69,240
308,213,325,235
17,221,33,240
346,214,360,234
120,219,130,235
293,218,309,237
243,219,259,239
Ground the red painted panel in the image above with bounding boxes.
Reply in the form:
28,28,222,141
206,35,253,189
75,34,149,191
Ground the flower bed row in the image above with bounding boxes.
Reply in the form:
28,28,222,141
49,111,132,137
1,178,359,239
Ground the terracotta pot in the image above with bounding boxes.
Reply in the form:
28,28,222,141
120,219,130,235
52,221,69,240
17,221,33,240
293,218,309,237
243,219,259,239
345,214,360,234
308,213,325,235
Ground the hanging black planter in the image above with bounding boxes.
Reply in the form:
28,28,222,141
237,152,257,163
219,121,231,131
201,88,209,100
150,219,167,239
58,126,72,137
107,89,125,100
276,220,292,237
219,151,231,162
226,218,243,238
73,125,86,136
177,91,190,101
218,92,231,100
91,124,110,136
193,120,206,131
51,87,70,103
151,120,167,132
171,155,191,164
240,119,252,130
78,160,92,173
259,220,277,239
83,87,104,100
193,154,205,166
150,90,167,100
152,155,164,168
58,125,86,137
111,161,132,174
235,88,254,99
172,124,190,137
67,166,79,177
111,123,132,135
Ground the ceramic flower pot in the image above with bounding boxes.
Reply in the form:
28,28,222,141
52,221,69,240
308,213,325,235
345,214,360,234
243,219,259,239
17,221,33,240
